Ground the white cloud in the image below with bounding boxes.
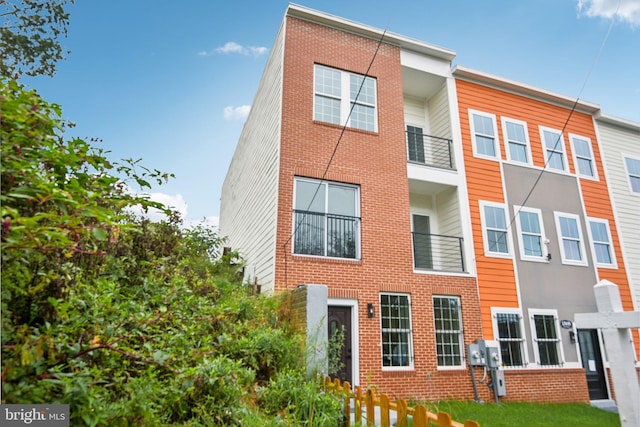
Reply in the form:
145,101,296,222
196,41,269,57
223,105,251,120
577,0,640,27
129,192,188,222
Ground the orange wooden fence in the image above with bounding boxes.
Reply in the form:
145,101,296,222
325,377,480,427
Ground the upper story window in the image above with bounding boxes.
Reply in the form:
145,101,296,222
381,293,413,369
479,201,511,257
554,212,588,266
588,218,616,268
514,206,547,262
624,156,640,194
569,134,597,179
313,64,377,132
492,309,527,367
539,127,567,172
502,118,531,165
433,296,464,368
529,309,563,367
293,177,360,259
469,110,499,160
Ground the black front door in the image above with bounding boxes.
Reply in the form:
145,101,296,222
578,329,608,400
328,306,352,384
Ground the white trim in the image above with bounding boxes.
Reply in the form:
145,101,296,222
292,177,361,259
433,295,465,369
553,211,589,267
501,117,533,166
313,64,378,132
469,109,501,161
479,200,512,258
539,126,568,173
568,133,599,181
380,292,415,371
328,298,360,387
623,154,640,196
528,308,566,366
513,205,548,263
490,307,529,368
586,217,618,269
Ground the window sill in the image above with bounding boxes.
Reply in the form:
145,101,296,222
312,120,379,136
291,254,362,265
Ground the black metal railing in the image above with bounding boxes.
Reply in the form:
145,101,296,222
406,130,455,170
412,232,465,272
293,210,359,258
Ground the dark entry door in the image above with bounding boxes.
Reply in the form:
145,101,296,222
412,214,433,269
577,329,608,400
328,306,352,384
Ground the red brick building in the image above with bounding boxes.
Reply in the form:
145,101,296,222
219,4,638,404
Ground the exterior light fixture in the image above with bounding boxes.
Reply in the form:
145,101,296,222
368,303,375,318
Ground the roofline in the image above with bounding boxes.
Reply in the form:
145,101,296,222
452,65,601,114
595,112,640,131
286,3,456,62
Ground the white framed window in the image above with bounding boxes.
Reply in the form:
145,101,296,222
554,212,588,266
469,110,500,160
539,126,567,172
587,218,617,268
433,296,464,368
624,156,640,194
491,308,528,367
501,117,532,165
313,64,377,132
380,293,413,369
569,134,597,179
529,309,564,366
513,206,548,262
479,201,511,257
293,177,360,259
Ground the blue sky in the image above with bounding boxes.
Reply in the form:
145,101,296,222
23,0,640,227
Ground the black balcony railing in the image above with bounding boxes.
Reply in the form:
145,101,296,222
412,232,465,272
406,130,455,170
293,210,359,258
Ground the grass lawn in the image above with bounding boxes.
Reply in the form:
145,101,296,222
422,401,620,427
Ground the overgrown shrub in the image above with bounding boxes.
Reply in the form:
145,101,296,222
1,79,342,425
258,370,343,426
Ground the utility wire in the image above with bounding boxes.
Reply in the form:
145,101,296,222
283,28,388,289
477,0,620,261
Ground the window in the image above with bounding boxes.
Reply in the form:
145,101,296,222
514,206,547,261
480,201,510,257
569,134,597,179
293,178,360,259
540,127,567,172
502,118,531,164
406,125,425,163
588,218,616,268
314,64,377,132
381,293,413,368
469,110,499,159
492,309,527,367
624,156,640,194
529,310,563,366
554,212,588,266
433,296,464,368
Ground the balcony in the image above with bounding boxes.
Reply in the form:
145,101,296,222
412,232,465,273
406,129,455,170
293,210,359,258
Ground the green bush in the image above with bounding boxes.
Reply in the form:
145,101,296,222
1,79,342,426
259,370,343,426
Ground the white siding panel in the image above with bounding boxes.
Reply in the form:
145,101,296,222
219,26,285,294
596,119,640,309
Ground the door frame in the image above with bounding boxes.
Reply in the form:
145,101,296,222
576,328,610,401
328,298,359,387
